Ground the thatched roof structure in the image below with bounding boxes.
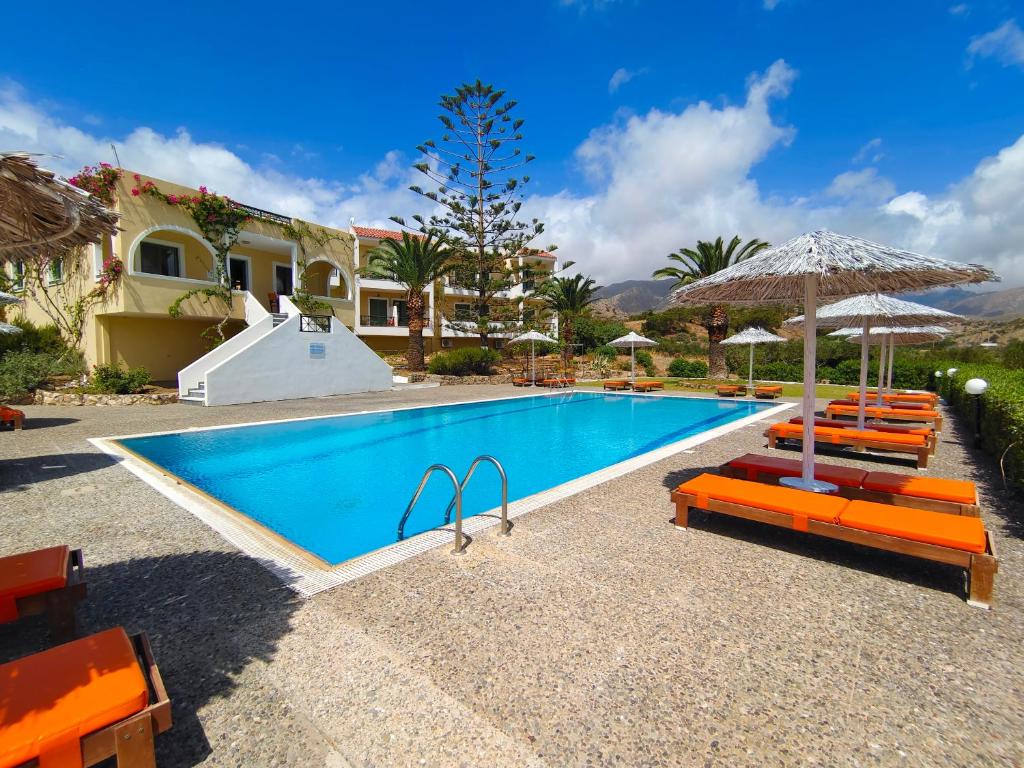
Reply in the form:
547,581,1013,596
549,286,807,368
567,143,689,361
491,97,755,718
669,230,997,305
844,325,951,345
785,293,961,329
0,153,120,260
0,290,22,307
719,327,786,345
510,330,557,345
609,331,657,348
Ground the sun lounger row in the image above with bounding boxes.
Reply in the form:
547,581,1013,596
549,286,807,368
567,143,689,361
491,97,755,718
602,380,664,391
540,377,575,388
716,385,747,397
632,381,664,392
847,391,937,405
825,401,943,430
671,473,997,608
722,453,979,515
0,545,172,766
789,417,938,454
766,421,931,468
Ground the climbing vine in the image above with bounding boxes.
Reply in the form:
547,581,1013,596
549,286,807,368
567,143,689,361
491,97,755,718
68,164,122,206
131,176,252,345
282,220,346,315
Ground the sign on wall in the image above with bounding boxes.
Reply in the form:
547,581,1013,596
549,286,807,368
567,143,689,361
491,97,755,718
309,343,326,360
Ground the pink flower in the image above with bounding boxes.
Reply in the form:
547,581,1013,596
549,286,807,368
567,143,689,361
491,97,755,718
199,185,208,194
131,188,140,196
167,194,178,204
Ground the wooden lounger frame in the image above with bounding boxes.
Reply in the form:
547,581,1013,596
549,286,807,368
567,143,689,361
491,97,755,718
716,385,747,397
603,381,630,391
767,427,930,469
826,404,943,431
670,487,998,608
754,386,783,399
790,418,938,455
633,382,660,393
12,548,87,641
1,407,24,430
719,462,981,517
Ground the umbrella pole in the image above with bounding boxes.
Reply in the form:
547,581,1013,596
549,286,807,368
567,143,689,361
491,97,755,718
800,276,817,486
875,335,887,406
631,341,635,386
886,334,895,392
857,318,869,430
748,343,754,392
531,340,535,386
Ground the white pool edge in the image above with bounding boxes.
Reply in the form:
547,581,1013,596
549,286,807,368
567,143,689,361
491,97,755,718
90,393,795,597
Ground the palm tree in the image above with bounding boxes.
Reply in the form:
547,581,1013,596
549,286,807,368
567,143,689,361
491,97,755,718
538,274,601,367
361,231,457,372
652,236,770,377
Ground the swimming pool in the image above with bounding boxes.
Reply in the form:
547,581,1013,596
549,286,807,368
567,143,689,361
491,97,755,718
116,392,776,567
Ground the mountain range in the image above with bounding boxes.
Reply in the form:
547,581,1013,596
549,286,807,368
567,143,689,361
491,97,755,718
595,280,1024,320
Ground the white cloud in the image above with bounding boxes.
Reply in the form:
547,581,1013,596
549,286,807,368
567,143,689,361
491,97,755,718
852,137,884,164
0,79,419,232
967,19,1024,69
608,67,644,93
763,0,781,9
827,168,896,203
949,4,970,16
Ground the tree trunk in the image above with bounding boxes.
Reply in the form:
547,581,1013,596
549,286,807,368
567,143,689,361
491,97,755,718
561,317,573,369
406,291,426,372
706,303,730,378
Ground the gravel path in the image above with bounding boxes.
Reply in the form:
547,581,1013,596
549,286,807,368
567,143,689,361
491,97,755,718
1,387,1021,767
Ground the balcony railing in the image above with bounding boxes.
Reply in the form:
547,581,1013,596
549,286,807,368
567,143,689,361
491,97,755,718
360,315,433,328
230,201,292,226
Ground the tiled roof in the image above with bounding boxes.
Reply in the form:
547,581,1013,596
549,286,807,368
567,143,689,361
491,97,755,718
352,226,413,241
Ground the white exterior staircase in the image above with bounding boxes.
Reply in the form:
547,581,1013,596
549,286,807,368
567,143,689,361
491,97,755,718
178,292,392,406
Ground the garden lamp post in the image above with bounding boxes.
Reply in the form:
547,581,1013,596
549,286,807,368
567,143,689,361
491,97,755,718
965,377,988,448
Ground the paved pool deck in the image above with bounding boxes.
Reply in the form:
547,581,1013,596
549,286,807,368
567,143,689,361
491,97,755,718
1,386,1021,767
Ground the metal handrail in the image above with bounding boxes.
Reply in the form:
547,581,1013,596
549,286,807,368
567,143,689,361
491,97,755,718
396,456,510,551
396,464,466,553
443,455,509,536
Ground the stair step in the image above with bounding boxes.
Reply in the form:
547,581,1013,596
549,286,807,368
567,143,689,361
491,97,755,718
179,396,205,405
187,389,206,398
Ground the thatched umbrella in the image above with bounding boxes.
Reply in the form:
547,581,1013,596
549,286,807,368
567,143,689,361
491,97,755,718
509,330,557,385
787,294,961,427
0,152,119,259
844,325,951,392
609,331,658,385
0,291,22,307
668,230,996,492
719,326,786,392
0,321,22,335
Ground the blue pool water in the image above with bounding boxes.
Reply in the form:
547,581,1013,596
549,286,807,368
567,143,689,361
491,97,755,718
120,392,772,565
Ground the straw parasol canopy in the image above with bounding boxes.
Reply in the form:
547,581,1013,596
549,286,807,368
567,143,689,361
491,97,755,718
0,291,22,307
720,327,786,391
0,152,120,260
509,330,557,385
0,321,22,335
609,331,658,385
670,230,997,493
845,326,951,394
787,294,962,424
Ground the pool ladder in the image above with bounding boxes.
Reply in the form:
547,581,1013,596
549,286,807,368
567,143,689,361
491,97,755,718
396,455,509,553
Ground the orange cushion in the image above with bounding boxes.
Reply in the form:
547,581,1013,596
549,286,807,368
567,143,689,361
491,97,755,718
756,386,783,392
726,453,867,488
848,392,936,403
676,473,848,527
828,404,938,418
790,418,932,437
861,472,977,505
0,547,69,624
0,628,149,768
770,423,926,446
839,501,986,553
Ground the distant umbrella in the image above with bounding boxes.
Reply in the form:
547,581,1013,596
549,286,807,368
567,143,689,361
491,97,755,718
720,327,786,392
509,330,557,385
788,294,961,426
669,230,996,493
609,331,658,386
843,326,951,393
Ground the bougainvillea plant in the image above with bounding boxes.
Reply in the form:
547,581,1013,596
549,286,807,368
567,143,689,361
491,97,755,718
131,175,252,344
67,164,122,206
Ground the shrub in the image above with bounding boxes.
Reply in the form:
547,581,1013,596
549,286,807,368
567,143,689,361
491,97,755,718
427,347,500,376
89,362,150,394
635,350,656,376
668,358,708,378
573,316,630,351
0,318,69,358
594,344,617,359
1003,339,1024,370
0,351,58,400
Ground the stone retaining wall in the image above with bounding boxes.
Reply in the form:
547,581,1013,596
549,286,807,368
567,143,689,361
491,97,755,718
34,390,178,406
423,374,515,386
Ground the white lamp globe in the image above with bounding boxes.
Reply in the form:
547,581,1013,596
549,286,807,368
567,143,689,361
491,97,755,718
965,378,988,396
947,368,958,377
935,370,943,378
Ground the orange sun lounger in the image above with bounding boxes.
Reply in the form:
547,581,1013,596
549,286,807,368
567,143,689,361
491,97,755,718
0,407,24,431
0,546,86,641
789,417,937,454
825,402,943,430
722,454,980,516
670,473,997,607
512,377,532,387
632,381,662,393
847,391,937,405
716,385,747,397
754,385,783,399
0,627,172,768
766,421,931,468
603,380,630,391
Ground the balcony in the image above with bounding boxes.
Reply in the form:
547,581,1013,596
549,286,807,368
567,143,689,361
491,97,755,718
358,314,433,335
230,201,292,226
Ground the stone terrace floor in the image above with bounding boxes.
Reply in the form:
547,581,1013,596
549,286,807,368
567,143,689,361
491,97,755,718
1,386,1022,767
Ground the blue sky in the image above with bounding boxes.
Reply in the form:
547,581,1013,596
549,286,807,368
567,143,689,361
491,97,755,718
1,0,1023,283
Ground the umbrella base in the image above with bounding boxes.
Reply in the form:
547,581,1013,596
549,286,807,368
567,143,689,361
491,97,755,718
779,476,839,494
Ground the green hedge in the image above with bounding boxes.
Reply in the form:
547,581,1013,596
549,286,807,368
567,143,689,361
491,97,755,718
89,362,151,394
937,364,1024,493
427,347,500,376
668,358,708,378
